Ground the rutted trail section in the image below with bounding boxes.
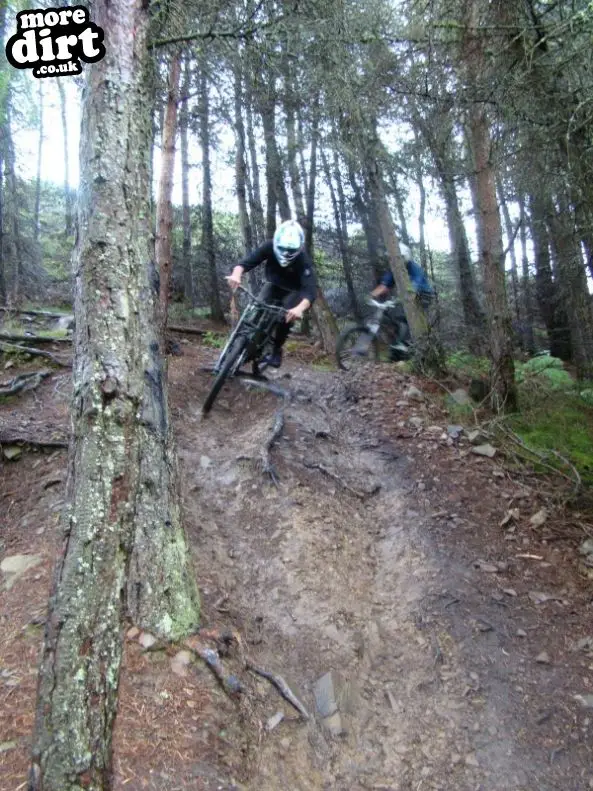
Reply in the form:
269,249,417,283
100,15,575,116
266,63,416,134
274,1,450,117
176,361,581,791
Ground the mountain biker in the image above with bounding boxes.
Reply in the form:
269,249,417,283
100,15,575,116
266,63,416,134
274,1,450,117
370,243,435,356
226,220,316,368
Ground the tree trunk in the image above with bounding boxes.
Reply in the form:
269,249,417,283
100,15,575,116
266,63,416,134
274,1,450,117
462,1,517,410
57,79,73,237
304,105,319,256
34,81,43,244
29,2,200,788
468,109,517,410
519,196,535,354
436,156,485,349
547,195,593,379
529,193,571,360
156,49,181,337
347,164,381,280
233,62,253,254
387,169,410,246
416,161,428,273
367,155,444,374
245,87,264,245
320,146,359,317
0,1,6,305
283,64,306,225
179,53,193,305
5,101,22,305
198,57,223,322
258,73,290,236
305,106,337,352
497,177,522,340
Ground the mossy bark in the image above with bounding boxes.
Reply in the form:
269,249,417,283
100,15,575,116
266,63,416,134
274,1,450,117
29,2,200,789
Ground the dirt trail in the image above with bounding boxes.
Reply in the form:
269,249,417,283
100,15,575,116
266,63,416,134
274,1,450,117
174,348,592,791
1,342,592,790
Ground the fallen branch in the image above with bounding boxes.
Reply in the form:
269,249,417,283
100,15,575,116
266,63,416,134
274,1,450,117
0,341,71,367
0,370,51,396
303,460,380,500
0,333,71,344
0,307,71,319
167,324,209,336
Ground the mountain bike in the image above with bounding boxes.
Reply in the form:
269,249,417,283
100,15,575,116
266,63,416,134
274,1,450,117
202,284,288,414
336,298,410,371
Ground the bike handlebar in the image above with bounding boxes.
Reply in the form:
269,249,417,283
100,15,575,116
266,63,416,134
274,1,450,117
367,298,397,310
232,282,288,315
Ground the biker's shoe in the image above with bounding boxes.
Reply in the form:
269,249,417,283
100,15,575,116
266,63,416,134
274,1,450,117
263,350,283,368
389,342,410,361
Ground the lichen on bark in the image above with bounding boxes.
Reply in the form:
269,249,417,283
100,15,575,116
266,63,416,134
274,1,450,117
29,1,200,789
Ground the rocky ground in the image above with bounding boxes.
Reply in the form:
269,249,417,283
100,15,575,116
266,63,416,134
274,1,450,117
1,336,593,790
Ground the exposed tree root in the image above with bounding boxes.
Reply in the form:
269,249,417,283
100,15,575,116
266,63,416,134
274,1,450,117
0,333,71,344
0,341,71,367
0,370,52,396
303,460,380,500
0,423,68,449
181,628,310,720
0,307,71,319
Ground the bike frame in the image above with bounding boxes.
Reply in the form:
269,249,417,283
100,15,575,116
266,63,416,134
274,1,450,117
213,284,288,375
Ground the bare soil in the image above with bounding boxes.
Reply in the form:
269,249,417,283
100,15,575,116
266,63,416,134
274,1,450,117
1,337,593,791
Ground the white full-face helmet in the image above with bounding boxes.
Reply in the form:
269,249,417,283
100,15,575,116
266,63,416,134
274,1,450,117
399,242,412,262
273,220,305,267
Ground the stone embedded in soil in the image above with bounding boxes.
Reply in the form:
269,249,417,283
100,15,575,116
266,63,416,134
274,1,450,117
0,741,17,753
408,416,424,429
266,711,284,731
138,631,158,648
574,694,593,709
447,425,463,439
579,539,593,557
200,455,213,469
464,753,479,768
1,554,43,590
451,388,471,405
516,629,527,638
170,650,193,677
472,444,497,458
126,626,140,640
2,445,23,460
535,651,551,664
313,671,339,717
322,711,344,736
404,386,425,402
529,508,548,528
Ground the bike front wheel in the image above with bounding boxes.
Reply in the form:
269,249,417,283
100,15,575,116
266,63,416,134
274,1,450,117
336,326,380,371
202,336,247,414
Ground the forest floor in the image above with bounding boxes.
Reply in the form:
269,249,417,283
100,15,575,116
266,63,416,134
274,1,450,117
1,332,593,791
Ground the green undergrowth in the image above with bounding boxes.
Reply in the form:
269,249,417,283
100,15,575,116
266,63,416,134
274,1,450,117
445,351,593,488
168,304,211,322
201,330,225,349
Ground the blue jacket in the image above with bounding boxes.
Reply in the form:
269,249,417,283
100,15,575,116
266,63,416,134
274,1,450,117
380,260,434,295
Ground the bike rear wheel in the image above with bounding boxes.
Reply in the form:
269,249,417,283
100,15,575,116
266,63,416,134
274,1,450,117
202,337,247,414
336,326,380,371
